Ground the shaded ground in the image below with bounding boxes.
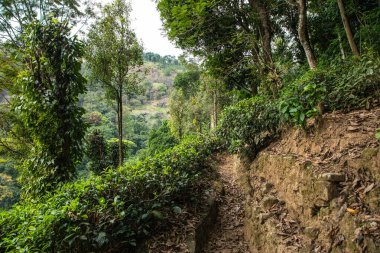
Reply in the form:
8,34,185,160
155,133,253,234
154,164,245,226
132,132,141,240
202,155,249,253
144,154,249,253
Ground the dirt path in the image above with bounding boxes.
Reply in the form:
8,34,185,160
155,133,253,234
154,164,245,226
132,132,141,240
202,155,250,253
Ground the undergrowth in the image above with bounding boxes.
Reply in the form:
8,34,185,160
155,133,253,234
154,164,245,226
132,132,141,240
0,135,217,252
218,54,380,156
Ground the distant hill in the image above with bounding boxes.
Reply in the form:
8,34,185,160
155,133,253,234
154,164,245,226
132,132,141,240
81,52,183,154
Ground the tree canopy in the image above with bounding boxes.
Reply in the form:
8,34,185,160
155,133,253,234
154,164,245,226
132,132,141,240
86,0,144,167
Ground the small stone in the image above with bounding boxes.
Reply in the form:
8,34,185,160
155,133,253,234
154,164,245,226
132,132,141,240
347,126,359,132
262,196,279,209
319,173,345,182
304,227,319,238
262,182,273,194
315,181,339,202
258,212,274,224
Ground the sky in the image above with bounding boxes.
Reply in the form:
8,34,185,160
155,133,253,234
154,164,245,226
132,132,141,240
129,0,183,57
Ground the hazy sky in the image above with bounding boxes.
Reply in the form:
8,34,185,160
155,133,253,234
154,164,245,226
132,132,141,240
129,0,182,56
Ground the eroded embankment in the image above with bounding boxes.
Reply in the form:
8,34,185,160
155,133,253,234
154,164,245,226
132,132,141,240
241,108,380,252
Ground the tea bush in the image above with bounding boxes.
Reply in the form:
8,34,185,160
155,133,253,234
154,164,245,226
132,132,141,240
218,54,380,157
280,54,380,126
279,69,328,126
0,135,217,252
324,54,380,111
217,96,280,157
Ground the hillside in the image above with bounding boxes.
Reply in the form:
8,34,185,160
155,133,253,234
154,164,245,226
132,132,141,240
134,108,380,253
81,55,183,155
1,0,379,252
242,108,380,252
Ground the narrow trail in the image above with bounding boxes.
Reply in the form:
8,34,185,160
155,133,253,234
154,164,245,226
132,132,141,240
202,155,250,253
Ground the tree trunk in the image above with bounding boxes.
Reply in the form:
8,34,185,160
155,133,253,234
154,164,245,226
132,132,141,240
248,0,273,65
297,0,317,69
213,89,218,128
249,0,281,96
118,89,123,167
337,0,360,57
338,31,346,59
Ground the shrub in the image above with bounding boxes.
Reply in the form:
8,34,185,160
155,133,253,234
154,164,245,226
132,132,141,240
218,96,280,158
324,54,380,111
106,138,136,168
85,129,108,173
147,121,178,155
279,53,380,126
279,69,328,126
0,135,217,252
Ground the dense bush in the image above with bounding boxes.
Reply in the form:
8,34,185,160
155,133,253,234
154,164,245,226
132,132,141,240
218,54,380,158
280,54,380,126
106,138,136,168
324,54,380,111
147,121,178,156
0,135,217,252
14,18,86,197
279,69,328,126
217,96,280,158
85,129,108,173
0,170,19,209
85,130,136,173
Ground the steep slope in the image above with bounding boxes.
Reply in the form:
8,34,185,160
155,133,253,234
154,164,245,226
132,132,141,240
242,108,380,252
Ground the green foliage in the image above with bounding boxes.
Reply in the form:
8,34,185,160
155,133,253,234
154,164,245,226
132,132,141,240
147,121,178,155
106,138,135,168
0,0,85,45
216,52,380,162
0,167,19,209
84,110,116,140
279,69,328,126
218,96,280,156
0,135,216,252
279,53,380,126
85,130,136,173
143,52,179,65
85,129,108,173
12,17,86,197
86,0,144,166
173,69,200,98
360,6,380,52
85,0,143,103
324,54,380,111
0,49,20,92
169,89,187,139
376,129,380,140
124,115,150,154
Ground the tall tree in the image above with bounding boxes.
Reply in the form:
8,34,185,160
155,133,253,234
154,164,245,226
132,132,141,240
158,0,274,95
86,0,143,167
0,0,86,46
248,0,273,66
336,0,360,56
0,0,89,172
169,89,187,139
297,0,318,69
13,17,86,196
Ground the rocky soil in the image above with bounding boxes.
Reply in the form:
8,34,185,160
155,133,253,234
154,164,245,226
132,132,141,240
243,108,380,252
201,155,249,253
